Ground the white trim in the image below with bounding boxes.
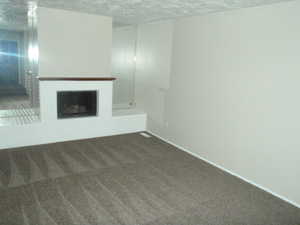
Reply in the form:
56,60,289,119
140,132,152,138
147,130,300,209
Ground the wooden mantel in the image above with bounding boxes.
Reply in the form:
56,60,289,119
38,77,116,81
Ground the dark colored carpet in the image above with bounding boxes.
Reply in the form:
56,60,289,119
0,133,299,225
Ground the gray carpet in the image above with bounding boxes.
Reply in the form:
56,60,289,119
0,133,299,225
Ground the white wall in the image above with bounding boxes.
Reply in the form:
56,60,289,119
135,1,300,206
111,26,137,108
135,21,174,133
37,7,112,77
0,113,146,150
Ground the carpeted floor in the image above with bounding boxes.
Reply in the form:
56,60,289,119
0,133,299,225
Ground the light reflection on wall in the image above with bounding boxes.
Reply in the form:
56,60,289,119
28,45,38,61
27,1,39,63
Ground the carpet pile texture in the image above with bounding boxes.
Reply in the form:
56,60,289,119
0,133,299,225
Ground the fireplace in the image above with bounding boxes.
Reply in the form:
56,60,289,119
57,90,97,119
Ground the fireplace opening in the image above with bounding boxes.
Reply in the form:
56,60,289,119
57,91,97,119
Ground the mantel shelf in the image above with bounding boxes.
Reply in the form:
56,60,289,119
38,77,116,81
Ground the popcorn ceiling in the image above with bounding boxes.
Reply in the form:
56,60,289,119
0,0,294,28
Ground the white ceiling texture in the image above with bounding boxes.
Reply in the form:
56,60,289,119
0,0,294,29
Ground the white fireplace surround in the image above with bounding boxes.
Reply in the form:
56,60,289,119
40,80,113,121
0,79,146,149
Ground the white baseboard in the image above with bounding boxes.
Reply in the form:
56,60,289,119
147,130,300,209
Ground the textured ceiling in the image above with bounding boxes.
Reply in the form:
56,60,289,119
0,0,294,28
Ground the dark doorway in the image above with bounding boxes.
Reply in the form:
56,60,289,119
0,40,19,85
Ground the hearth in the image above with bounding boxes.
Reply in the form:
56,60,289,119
57,91,97,119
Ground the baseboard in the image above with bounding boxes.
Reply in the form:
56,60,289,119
147,130,300,209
